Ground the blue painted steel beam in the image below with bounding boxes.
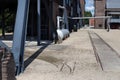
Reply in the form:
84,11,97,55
37,0,41,46
12,0,30,75
0,40,11,52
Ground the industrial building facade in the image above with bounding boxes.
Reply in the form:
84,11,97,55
95,0,120,29
0,0,85,75
0,0,85,40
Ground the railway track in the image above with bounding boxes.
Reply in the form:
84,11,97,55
89,31,120,72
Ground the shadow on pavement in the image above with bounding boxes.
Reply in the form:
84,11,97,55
24,43,51,69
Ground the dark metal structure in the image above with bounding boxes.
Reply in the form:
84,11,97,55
0,0,85,75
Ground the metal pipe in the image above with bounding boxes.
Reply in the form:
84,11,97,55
107,18,111,32
70,16,112,19
59,5,65,9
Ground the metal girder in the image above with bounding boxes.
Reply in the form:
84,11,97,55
37,0,41,45
12,0,30,75
70,16,111,32
0,40,11,52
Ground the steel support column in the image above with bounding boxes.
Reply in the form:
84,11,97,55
107,18,111,32
49,0,54,40
63,0,69,30
12,0,30,75
37,0,41,45
70,7,74,32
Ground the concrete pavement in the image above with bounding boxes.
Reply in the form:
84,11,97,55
16,29,120,80
89,31,120,72
93,29,120,56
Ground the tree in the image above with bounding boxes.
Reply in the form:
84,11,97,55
84,11,92,25
0,8,16,33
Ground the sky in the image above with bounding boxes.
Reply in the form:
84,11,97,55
85,0,94,16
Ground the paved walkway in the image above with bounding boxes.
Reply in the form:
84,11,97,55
16,29,120,80
89,31,120,72
93,29,120,56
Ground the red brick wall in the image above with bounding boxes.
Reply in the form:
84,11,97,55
89,19,95,26
95,0,106,29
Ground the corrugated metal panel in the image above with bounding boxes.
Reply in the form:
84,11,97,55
107,0,120,8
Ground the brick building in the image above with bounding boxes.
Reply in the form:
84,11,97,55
79,0,85,26
94,0,106,29
89,18,95,27
95,0,120,29
106,0,120,29
0,0,85,40
0,0,85,74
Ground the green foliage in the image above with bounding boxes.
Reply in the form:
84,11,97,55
84,11,92,25
0,8,15,33
84,11,92,17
